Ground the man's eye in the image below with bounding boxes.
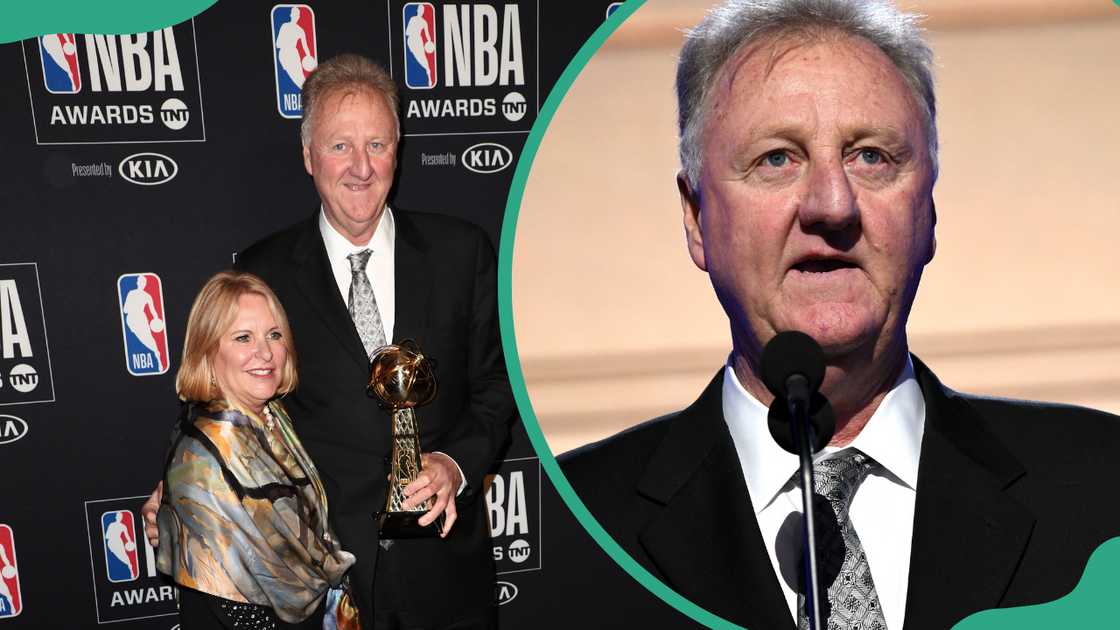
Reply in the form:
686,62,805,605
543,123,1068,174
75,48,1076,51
369,142,383,150
332,143,347,151
764,151,788,168
859,148,884,165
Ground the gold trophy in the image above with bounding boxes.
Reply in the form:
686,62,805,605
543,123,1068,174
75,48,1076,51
367,340,444,538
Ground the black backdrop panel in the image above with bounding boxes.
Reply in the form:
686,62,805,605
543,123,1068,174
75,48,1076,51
0,1,696,628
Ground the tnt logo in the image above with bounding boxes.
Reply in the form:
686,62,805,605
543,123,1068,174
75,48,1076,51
85,497,176,622
485,457,541,573
39,34,81,94
160,97,190,130
507,539,531,563
0,525,22,618
501,92,526,121
117,273,169,376
101,511,140,583
403,3,438,89
7,365,38,394
0,263,55,406
271,4,317,118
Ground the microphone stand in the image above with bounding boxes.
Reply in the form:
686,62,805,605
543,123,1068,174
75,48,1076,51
787,374,824,630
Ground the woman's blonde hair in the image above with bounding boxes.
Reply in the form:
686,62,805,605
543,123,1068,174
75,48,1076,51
175,271,298,402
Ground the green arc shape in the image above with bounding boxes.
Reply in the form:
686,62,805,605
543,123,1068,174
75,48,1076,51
497,1,742,628
2,1,217,43
952,536,1120,628
497,2,1120,629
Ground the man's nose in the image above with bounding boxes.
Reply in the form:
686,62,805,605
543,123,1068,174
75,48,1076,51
798,157,859,231
350,146,374,179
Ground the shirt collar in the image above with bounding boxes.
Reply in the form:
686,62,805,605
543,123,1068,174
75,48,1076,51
842,358,924,491
722,354,925,514
318,205,395,261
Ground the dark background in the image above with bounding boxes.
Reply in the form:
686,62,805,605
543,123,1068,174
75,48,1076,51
0,1,698,628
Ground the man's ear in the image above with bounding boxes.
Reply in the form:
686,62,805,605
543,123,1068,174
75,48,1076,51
678,172,708,272
302,144,313,176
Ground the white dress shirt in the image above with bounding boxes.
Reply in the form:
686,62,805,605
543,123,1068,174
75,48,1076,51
722,357,925,630
319,207,467,494
318,206,396,342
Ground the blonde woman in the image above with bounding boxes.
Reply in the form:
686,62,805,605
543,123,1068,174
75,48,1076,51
157,271,358,629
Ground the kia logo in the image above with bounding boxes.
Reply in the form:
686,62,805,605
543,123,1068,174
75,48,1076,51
119,152,178,186
462,142,513,174
495,580,518,606
0,415,29,445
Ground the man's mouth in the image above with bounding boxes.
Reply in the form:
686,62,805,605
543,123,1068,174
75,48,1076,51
791,258,859,273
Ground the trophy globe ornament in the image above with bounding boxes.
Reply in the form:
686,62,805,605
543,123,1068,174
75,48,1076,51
367,340,444,538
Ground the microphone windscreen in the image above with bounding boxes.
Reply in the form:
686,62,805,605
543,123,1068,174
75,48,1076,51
767,392,836,453
761,330,825,397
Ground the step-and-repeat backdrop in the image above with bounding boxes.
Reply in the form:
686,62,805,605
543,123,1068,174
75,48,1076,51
0,2,695,628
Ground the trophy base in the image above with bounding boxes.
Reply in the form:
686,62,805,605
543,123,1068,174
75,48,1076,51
376,510,445,539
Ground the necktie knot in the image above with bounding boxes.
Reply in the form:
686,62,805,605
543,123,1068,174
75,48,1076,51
347,249,373,274
814,449,876,513
797,448,886,630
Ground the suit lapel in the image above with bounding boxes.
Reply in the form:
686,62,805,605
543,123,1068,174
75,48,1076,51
637,373,795,629
904,357,1035,628
290,217,370,370
390,211,432,344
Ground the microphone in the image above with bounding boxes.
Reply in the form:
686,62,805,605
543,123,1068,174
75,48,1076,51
759,331,834,630
767,394,835,455
761,331,835,452
761,330,825,399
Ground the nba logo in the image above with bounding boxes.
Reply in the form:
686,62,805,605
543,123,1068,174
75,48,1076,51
38,33,81,94
117,273,170,377
271,4,317,119
0,524,22,618
403,3,438,89
100,511,140,583
85,496,175,622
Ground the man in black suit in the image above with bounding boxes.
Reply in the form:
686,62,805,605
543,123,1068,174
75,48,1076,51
147,54,514,629
561,1,1120,628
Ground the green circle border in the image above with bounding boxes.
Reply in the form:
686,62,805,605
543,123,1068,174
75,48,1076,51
2,1,217,43
497,3,1120,630
498,2,742,627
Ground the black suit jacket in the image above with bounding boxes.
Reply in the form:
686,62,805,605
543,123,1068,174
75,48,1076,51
237,210,514,628
561,357,1120,629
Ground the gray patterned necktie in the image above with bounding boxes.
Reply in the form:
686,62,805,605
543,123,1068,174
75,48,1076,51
798,449,887,630
346,249,387,359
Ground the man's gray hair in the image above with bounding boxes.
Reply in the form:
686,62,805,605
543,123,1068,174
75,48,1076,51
676,0,937,187
300,53,400,145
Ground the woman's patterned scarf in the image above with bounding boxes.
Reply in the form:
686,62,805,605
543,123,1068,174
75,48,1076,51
157,400,360,628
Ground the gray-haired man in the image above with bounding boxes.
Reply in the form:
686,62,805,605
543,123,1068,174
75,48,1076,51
562,1,1120,628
